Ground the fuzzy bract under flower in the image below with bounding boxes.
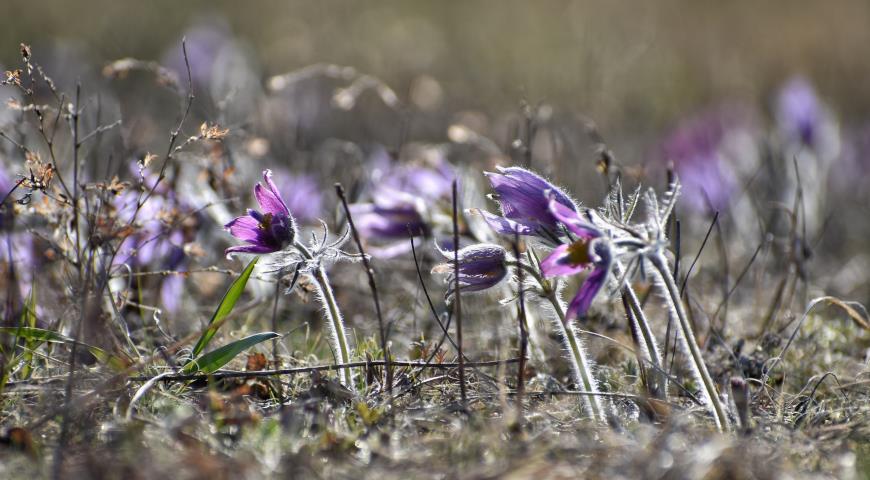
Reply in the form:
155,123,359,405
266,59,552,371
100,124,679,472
225,169,296,257
432,243,508,297
539,198,610,322
481,166,577,237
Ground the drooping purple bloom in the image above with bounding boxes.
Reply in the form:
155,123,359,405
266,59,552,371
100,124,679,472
432,243,508,297
225,169,296,257
539,199,611,322
481,166,577,237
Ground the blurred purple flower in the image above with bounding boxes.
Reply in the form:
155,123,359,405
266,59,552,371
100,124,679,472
270,170,323,222
662,106,751,211
110,162,193,313
381,157,454,201
0,167,35,297
163,19,232,86
480,166,577,237
225,169,296,257
350,193,429,240
159,242,187,313
348,149,454,257
432,243,508,298
776,76,823,148
540,199,610,322
113,187,177,267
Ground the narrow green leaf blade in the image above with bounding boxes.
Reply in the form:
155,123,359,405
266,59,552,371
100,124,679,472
0,326,129,370
183,332,279,374
191,257,258,357
18,288,39,379
0,326,73,344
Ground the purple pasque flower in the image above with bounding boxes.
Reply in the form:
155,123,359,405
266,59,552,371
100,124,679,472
480,166,577,237
432,243,508,298
225,169,296,257
539,198,611,322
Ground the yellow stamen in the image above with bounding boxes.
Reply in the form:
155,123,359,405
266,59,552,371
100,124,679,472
566,238,591,265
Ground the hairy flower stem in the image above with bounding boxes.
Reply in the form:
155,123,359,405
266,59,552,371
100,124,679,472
546,291,605,422
297,242,354,390
649,253,728,431
506,259,604,421
614,262,666,397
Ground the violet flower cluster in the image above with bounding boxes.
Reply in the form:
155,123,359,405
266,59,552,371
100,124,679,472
472,166,610,323
112,163,196,314
440,164,728,428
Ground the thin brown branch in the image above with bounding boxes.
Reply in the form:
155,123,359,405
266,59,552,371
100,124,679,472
127,358,522,383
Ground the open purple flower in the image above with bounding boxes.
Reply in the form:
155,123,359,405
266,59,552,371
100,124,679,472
480,166,577,237
225,169,296,257
540,199,611,322
432,243,508,298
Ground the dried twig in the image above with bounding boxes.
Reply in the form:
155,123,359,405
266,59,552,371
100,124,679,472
127,358,522,383
335,183,392,399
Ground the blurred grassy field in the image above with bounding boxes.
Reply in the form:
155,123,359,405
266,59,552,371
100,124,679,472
3,0,870,132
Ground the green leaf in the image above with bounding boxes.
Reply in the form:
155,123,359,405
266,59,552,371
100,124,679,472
0,326,73,344
183,332,279,374
0,326,129,370
191,257,258,357
18,287,38,379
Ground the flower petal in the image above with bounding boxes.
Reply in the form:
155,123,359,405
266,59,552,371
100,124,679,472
565,265,609,322
225,244,275,258
255,170,290,216
541,244,588,278
160,274,184,313
475,209,534,235
224,215,262,242
548,197,600,239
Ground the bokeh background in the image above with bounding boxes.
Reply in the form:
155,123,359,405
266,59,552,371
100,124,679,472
5,0,870,131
